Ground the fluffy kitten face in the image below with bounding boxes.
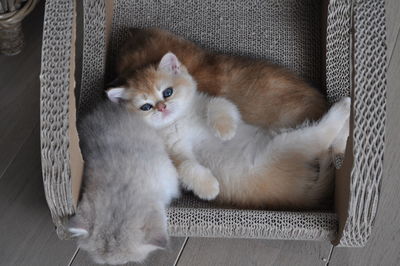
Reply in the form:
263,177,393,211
68,198,167,265
107,53,196,129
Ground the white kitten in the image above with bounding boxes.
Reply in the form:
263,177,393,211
67,102,179,264
108,53,350,209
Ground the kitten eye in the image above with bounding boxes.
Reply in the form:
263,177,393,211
140,103,153,111
162,87,173,98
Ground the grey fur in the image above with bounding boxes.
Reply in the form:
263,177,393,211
69,101,179,265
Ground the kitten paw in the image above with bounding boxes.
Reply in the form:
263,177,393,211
193,172,220,200
330,97,351,121
207,97,240,141
318,97,351,148
178,161,220,200
210,115,238,141
332,115,350,155
321,97,351,132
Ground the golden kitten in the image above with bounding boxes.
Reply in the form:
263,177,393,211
107,53,350,209
114,28,328,129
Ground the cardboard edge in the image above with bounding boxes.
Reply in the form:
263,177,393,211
332,106,354,245
332,0,355,245
70,0,114,209
69,0,84,210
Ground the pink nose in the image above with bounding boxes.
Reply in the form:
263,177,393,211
156,102,167,112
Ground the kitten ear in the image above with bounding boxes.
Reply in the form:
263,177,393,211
106,87,128,103
68,228,89,238
67,215,89,239
67,200,92,239
158,52,181,74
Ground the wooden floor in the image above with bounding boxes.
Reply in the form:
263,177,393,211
0,1,399,265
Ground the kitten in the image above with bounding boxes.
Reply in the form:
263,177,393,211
107,53,350,209
67,102,179,264
113,28,328,129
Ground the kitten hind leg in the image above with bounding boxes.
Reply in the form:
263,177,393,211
250,99,350,208
330,114,350,168
316,97,351,149
331,115,350,155
267,97,351,160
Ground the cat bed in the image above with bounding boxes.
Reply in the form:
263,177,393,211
40,0,386,247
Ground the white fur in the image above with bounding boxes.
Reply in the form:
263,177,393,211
207,97,241,141
68,228,89,238
158,92,243,199
331,113,350,155
118,52,351,207
157,89,350,204
68,103,180,264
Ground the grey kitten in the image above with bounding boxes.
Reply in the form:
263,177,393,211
67,101,180,265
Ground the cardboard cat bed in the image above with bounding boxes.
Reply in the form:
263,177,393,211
40,0,386,247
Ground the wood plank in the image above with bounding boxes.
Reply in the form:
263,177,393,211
0,126,77,266
0,0,44,179
385,0,400,60
71,237,186,266
177,238,332,266
329,15,400,266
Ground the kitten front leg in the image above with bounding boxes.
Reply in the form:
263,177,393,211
170,147,220,200
207,97,240,141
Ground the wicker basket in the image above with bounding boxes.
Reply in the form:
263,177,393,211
0,0,37,55
40,0,386,247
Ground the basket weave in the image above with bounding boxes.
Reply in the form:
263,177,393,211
40,0,386,246
0,0,37,55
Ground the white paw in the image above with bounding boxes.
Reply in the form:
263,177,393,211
178,161,220,200
331,97,351,120
332,116,350,155
210,116,237,141
193,170,220,200
322,97,351,129
207,97,240,141
317,97,351,147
